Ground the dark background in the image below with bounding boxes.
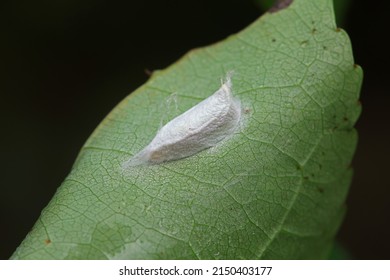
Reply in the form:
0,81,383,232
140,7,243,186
1,0,389,259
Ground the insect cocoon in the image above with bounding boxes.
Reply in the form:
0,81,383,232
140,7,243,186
124,74,241,167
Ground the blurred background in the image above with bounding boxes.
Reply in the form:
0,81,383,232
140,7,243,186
1,0,389,259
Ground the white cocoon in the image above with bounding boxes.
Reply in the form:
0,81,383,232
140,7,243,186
124,74,241,166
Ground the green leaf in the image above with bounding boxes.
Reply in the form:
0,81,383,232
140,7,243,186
12,0,362,259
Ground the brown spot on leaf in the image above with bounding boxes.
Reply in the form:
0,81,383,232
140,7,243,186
44,239,51,245
269,0,293,13
144,68,153,77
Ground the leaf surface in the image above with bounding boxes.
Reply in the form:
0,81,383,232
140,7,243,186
12,0,362,259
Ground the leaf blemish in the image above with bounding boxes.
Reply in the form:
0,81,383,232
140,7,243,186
123,73,242,167
144,68,153,77
268,0,293,13
301,40,309,47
